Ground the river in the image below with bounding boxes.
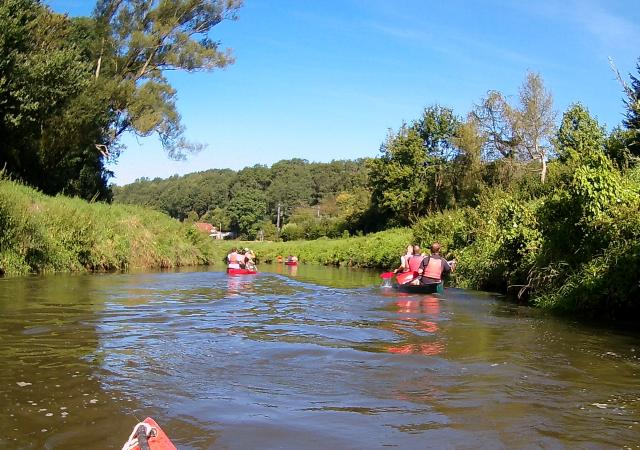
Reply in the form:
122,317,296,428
0,264,638,449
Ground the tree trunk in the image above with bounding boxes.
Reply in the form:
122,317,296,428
540,156,547,183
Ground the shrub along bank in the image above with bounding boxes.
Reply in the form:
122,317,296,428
411,162,640,319
0,177,218,276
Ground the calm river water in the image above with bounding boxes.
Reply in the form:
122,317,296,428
0,264,638,449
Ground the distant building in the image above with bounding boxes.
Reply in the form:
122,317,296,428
195,222,215,234
194,222,235,240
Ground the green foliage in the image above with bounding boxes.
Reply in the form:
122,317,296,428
0,0,242,200
114,159,371,236
228,188,267,239
280,223,304,241
368,126,432,225
557,103,605,163
605,127,637,169
0,0,112,199
622,58,640,158
0,177,219,276
93,0,242,158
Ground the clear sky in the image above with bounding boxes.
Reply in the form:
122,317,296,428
45,0,640,185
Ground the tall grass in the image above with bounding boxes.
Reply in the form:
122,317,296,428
211,228,413,269
0,177,218,276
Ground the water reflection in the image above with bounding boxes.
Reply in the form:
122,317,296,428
226,275,255,296
385,296,444,356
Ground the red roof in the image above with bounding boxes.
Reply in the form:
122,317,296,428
195,222,215,233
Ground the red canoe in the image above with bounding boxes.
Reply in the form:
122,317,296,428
122,417,177,450
284,261,298,266
227,268,258,275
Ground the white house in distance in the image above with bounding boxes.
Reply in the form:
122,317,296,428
194,222,235,240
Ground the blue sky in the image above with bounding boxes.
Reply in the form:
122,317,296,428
46,0,640,185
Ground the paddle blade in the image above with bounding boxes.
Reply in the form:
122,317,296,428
379,272,395,279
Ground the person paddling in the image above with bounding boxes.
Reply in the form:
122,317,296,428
227,247,241,270
406,245,424,273
412,242,454,285
244,248,257,271
393,244,414,274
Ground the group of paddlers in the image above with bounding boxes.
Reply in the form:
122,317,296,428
276,255,298,263
393,242,455,285
227,247,257,271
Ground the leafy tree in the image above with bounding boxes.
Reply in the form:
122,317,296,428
473,90,519,160
413,104,461,161
0,0,107,198
267,159,314,219
231,164,271,192
474,72,556,183
200,207,231,230
368,126,430,226
411,105,462,209
309,159,368,204
605,127,636,169
451,115,486,205
227,188,267,238
92,0,242,158
514,71,556,183
557,103,605,163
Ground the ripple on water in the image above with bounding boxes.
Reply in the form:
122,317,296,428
1,269,640,449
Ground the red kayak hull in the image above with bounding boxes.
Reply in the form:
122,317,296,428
227,268,257,275
123,417,177,450
284,261,298,266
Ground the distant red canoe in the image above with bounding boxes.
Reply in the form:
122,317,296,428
122,417,177,450
227,268,258,275
284,261,298,266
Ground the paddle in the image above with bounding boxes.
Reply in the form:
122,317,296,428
379,272,395,279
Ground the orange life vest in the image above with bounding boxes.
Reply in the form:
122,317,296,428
407,255,424,272
422,256,443,280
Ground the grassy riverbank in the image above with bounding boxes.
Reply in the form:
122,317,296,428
217,228,413,268
0,177,218,276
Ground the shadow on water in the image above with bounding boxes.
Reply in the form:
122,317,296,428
0,266,639,449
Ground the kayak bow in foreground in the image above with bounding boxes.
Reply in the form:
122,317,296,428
121,417,177,450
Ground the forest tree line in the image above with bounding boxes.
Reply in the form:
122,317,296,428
112,158,370,240
114,69,640,242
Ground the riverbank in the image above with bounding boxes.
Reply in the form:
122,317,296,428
0,178,218,276
3,170,639,320
217,228,413,268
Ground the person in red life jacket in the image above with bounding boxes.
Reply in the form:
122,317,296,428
406,245,424,273
393,244,414,274
413,242,455,285
227,247,241,269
